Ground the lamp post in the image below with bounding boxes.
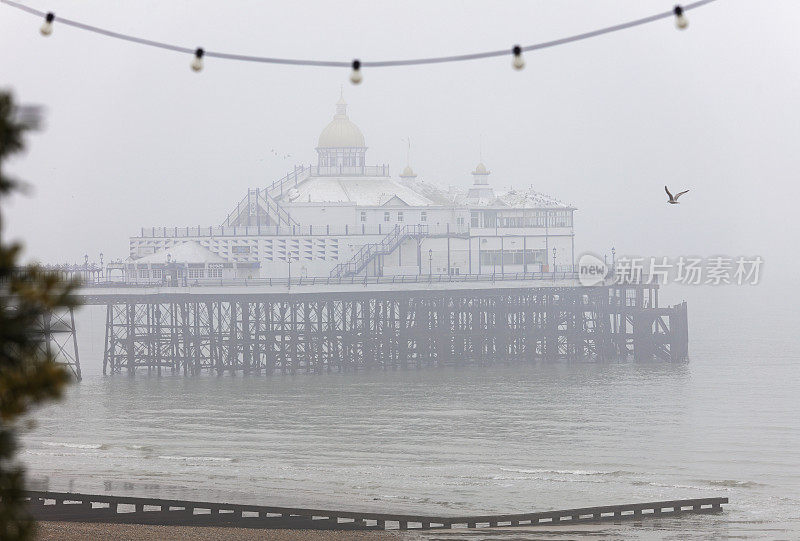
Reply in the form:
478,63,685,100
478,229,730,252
428,249,433,280
611,246,616,270
287,256,292,290
552,247,557,281
99,252,104,281
167,253,172,285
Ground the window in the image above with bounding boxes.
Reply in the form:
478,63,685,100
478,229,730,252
471,211,480,227
480,249,546,267
397,211,404,222
208,267,223,278
360,211,367,222
529,211,547,227
384,212,390,222
456,216,465,226
550,210,573,227
499,216,526,228
420,211,427,222
152,269,162,279
188,268,205,279
139,269,149,279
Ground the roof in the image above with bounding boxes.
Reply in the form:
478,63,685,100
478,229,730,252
397,176,461,206
499,186,573,208
287,176,435,206
134,241,227,264
397,178,573,209
318,116,365,148
473,162,490,175
317,97,365,148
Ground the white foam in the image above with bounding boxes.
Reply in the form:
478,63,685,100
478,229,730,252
42,441,104,450
157,455,233,462
499,467,624,476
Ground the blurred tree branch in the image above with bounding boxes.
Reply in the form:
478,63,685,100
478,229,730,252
0,91,78,541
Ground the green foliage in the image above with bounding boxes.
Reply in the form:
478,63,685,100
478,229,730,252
0,91,78,540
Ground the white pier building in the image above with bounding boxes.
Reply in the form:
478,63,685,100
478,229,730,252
125,96,576,284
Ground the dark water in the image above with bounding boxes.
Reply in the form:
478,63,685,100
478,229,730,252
19,287,800,539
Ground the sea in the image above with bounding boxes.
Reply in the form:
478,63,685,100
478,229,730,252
18,285,800,539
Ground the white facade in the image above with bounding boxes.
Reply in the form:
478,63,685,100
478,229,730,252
128,96,576,281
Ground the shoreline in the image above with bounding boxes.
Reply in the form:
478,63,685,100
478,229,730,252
35,522,412,541
35,521,625,540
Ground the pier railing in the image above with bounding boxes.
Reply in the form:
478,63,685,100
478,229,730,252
81,270,580,289
24,491,727,530
138,223,470,238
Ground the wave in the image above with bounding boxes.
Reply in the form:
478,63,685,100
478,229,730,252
499,467,629,476
632,479,764,490
157,455,234,462
25,450,140,459
491,474,608,484
632,480,718,491
25,450,102,458
705,479,764,488
126,444,154,452
42,441,105,450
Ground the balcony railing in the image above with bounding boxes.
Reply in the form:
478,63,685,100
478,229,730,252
138,223,470,238
311,164,390,177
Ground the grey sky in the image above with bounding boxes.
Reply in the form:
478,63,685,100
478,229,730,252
1,0,798,291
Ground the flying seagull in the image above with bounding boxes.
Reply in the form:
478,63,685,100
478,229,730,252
665,186,689,204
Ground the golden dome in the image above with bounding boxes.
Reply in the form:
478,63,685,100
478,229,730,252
473,162,490,175
317,97,365,148
400,165,416,178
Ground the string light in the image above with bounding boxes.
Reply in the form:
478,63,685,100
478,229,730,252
39,11,53,36
512,45,524,70
674,5,688,29
191,48,204,72
350,60,362,85
3,0,716,83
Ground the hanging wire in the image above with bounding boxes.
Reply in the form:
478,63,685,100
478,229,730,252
1,0,717,68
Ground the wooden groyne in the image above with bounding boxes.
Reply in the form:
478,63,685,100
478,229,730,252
24,491,726,530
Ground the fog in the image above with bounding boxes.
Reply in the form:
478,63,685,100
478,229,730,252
2,0,798,287
4,1,800,538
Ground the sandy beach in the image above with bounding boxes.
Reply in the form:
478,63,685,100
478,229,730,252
35,522,416,541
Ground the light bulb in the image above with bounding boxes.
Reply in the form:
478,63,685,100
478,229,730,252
674,5,688,30
350,59,362,85
40,12,54,36
512,45,525,70
191,48,204,72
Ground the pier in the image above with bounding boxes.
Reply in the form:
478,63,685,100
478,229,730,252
35,306,82,381
86,278,688,376
24,491,726,530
